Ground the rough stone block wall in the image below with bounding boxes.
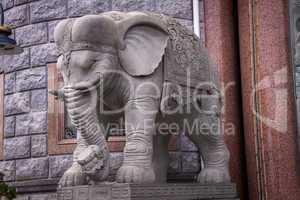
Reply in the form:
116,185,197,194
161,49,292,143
0,0,205,198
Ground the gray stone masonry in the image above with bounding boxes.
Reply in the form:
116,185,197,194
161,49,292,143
16,67,47,91
68,0,111,17
49,155,73,178
16,23,48,47
30,43,58,67
1,48,29,73
15,111,47,135
31,134,47,157
4,116,15,138
112,0,154,12
30,0,67,23
4,136,30,160
16,157,49,180
0,161,15,181
4,72,15,94
4,4,29,27
4,92,30,115
31,89,47,111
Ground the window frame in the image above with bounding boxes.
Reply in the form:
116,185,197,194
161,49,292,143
0,73,4,160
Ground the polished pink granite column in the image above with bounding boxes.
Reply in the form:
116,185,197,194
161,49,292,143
204,1,247,199
238,0,300,199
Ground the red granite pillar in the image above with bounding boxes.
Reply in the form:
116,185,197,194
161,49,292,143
204,1,247,199
238,0,300,199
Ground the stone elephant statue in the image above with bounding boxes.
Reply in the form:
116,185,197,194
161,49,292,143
53,11,231,187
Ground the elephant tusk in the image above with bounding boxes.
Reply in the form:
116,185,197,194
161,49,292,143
69,75,101,90
64,95,84,104
64,84,99,95
49,88,65,100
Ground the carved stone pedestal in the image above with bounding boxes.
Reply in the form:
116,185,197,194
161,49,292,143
57,182,239,200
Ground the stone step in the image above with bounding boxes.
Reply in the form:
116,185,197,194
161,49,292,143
57,182,239,200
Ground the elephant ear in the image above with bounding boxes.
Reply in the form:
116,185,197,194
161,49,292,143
118,25,169,76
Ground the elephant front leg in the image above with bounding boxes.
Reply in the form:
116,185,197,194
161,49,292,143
116,98,159,183
59,134,88,187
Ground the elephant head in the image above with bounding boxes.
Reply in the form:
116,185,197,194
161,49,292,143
54,12,169,83
53,11,169,183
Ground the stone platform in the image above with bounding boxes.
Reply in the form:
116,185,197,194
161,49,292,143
57,182,239,200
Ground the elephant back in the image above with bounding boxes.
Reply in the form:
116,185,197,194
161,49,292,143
141,13,221,113
159,14,215,88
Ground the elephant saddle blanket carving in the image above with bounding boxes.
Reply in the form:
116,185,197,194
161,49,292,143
144,12,221,114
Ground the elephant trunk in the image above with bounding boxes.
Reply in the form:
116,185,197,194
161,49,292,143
70,104,106,146
64,86,104,143
63,83,110,181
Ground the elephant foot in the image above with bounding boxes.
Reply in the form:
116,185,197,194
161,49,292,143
77,145,109,181
116,165,155,183
59,163,87,187
197,167,230,184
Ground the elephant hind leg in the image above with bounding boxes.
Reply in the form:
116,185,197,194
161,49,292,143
153,134,171,183
186,115,231,184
